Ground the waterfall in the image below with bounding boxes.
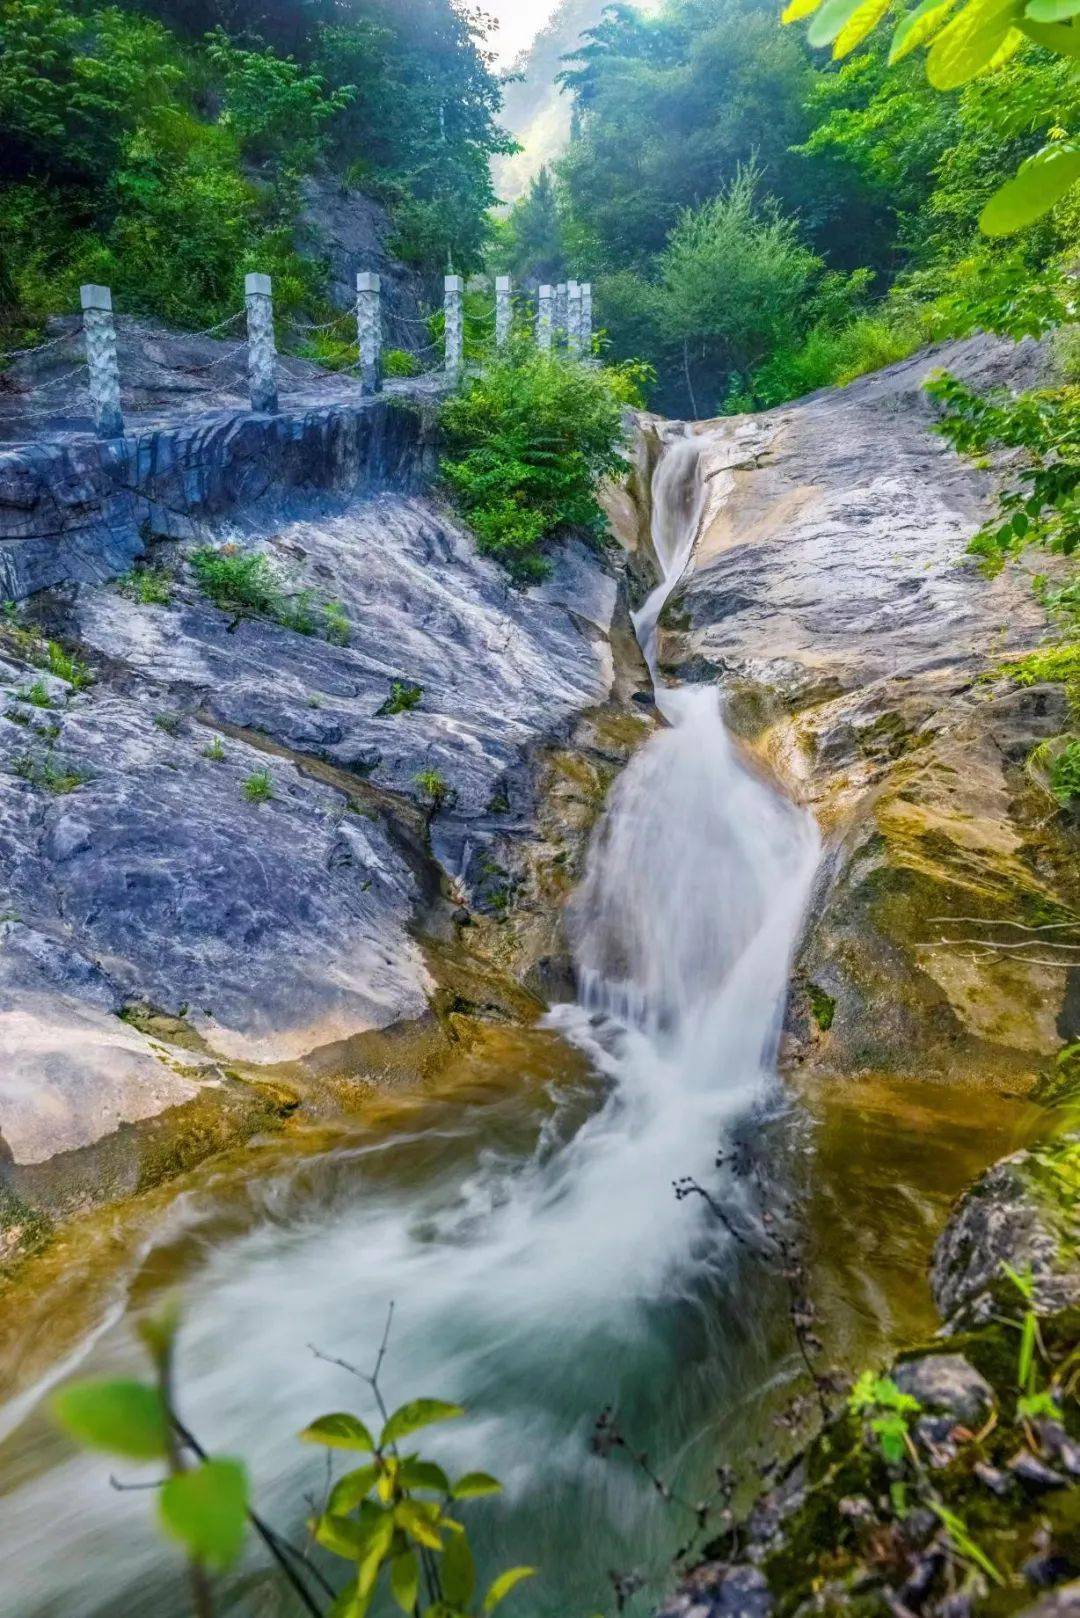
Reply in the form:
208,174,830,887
0,433,820,1618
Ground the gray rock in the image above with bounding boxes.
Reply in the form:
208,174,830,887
932,1144,1080,1329
1017,1580,1080,1616
656,1564,772,1618
894,1353,994,1425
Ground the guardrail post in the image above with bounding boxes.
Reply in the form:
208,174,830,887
244,272,278,414
581,283,594,359
537,285,554,353
444,274,464,376
356,272,382,394
555,282,568,349
80,284,123,438
567,281,583,358
495,275,512,350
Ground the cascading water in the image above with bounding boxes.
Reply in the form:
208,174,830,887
0,432,820,1618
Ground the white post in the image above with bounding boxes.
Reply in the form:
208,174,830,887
80,284,123,438
567,281,583,358
244,272,278,414
581,282,594,359
444,274,464,376
537,285,553,353
555,282,568,349
356,272,382,394
495,274,512,350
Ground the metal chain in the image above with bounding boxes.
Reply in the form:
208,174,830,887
2,363,87,401
0,328,83,363
180,309,246,340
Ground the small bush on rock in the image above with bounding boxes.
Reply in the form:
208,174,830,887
439,348,640,584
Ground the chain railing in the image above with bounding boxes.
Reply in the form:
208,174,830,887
0,270,596,442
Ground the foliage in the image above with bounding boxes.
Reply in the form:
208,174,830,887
848,1371,921,1464
379,681,424,717
50,1307,533,1618
500,167,567,285
927,373,1080,568
382,348,422,379
440,347,633,583
1049,738,1080,804
782,0,1080,236
119,566,173,606
414,767,452,810
0,0,510,343
202,735,226,763
13,748,89,793
189,546,346,644
242,768,273,804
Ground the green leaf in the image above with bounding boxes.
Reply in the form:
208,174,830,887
51,1379,169,1461
452,1471,503,1499
159,1458,249,1570
1025,0,1080,18
442,1525,476,1608
356,1510,395,1604
926,0,1023,86
395,1499,444,1550
1019,14,1080,48
391,1549,420,1614
889,0,961,60
484,1568,536,1613
315,1512,372,1560
328,1464,380,1515
807,0,869,46
980,143,1080,235
399,1458,451,1494
379,1399,464,1448
781,0,825,19
300,1413,375,1452
833,0,893,53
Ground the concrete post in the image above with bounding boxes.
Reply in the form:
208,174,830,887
537,285,554,353
444,274,464,376
555,282,568,348
495,274,512,350
567,281,583,358
356,272,382,394
244,272,278,414
80,285,123,438
581,282,594,359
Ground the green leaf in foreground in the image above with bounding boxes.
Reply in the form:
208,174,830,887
925,0,1023,88
299,1412,375,1452
806,0,869,45
980,142,1080,235
379,1397,464,1447
452,1471,503,1499
1025,0,1080,19
51,1378,169,1460
889,0,960,59
158,1457,249,1569
484,1566,537,1612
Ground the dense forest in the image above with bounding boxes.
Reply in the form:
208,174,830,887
0,0,512,334
502,0,1080,415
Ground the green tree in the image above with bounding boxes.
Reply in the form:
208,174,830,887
501,166,567,284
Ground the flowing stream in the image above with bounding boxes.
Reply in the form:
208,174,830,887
0,435,1021,1617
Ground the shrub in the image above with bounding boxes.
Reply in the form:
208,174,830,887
17,679,52,709
1050,740,1080,807
202,736,226,762
242,768,273,803
383,346,422,378
414,766,452,810
378,680,423,716
42,642,91,690
190,546,351,643
439,347,634,584
119,566,172,606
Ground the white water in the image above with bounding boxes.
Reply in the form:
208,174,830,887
0,432,820,1617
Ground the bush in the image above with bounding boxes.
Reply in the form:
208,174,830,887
1050,740,1080,807
439,347,636,584
383,347,422,378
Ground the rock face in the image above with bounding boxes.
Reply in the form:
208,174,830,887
650,334,1078,1082
0,367,642,1205
295,176,433,350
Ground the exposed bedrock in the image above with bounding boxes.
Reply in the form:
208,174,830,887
0,391,650,1217
648,333,1077,1082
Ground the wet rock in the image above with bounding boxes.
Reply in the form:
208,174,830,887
932,1142,1080,1329
1015,1583,1080,1617
894,1353,994,1425
656,1563,772,1618
648,333,1077,1079
1007,1451,1069,1489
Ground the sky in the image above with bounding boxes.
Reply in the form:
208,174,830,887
484,0,563,64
